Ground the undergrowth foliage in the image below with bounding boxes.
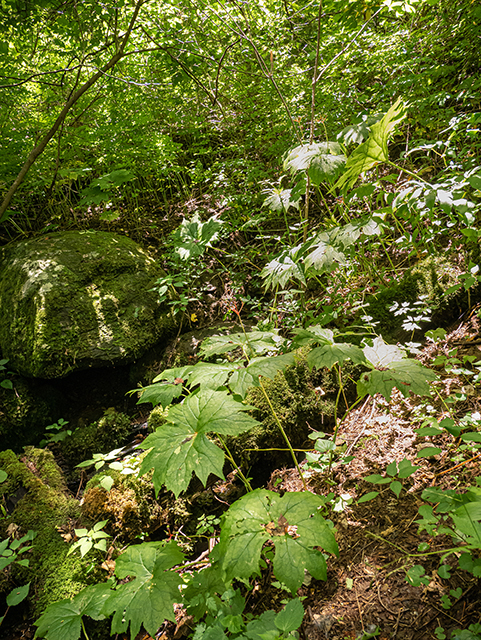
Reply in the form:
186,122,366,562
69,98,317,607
32,323,439,640
1,0,481,637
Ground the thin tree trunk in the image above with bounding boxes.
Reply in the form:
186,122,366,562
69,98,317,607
0,0,145,221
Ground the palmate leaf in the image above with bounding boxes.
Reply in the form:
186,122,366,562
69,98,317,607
284,142,346,185
173,213,223,260
307,342,366,370
363,336,405,368
304,233,347,273
357,359,437,401
137,382,183,408
228,353,296,399
291,326,335,347
336,98,405,191
263,187,301,212
103,542,184,640
140,390,260,497
217,489,338,593
261,245,307,290
34,582,111,640
329,215,384,248
200,331,281,359
337,115,383,146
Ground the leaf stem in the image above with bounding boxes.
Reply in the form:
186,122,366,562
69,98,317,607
365,531,465,558
258,378,308,490
217,435,253,492
81,618,90,640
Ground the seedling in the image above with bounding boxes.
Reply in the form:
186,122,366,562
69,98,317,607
67,520,111,558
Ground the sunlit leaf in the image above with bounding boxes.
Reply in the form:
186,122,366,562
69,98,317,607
216,489,338,593
103,542,183,640
173,213,223,260
140,390,259,496
263,188,301,212
336,98,405,191
363,337,405,368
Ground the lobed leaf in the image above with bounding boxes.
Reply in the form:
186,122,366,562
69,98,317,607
217,489,338,593
103,542,184,640
34,582,111,640
336,98,405,191
357,359,437,401
140,390,260,497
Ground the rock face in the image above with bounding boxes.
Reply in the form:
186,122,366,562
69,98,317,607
0,230,175,378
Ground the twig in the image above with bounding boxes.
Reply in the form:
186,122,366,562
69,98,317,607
354,583,365,633
345,397,375,457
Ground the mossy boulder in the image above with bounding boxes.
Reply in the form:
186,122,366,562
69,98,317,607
0,448,99,616
0,230,178,379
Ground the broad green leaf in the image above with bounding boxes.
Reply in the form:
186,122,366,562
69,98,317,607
6,583,29,606
397,458,420,478
363,337,405,368
200,332,281,359
217,489,338,593
137,382,183,408
153,365,195,384
357,491,379,503
390,480,402,497
245,610,278,640
337,115,382,145
291,326,335,347
0,469,7,482
284,142,346,184
329,215,384,248
357,359,437,400
103,542,183,640
307,342,366,370
275,598,304,633
229,353,296,399
336,98,405,191
183,565,228,619
416,447,442,458
34,582,111,640
364,474,391,485
140,390,260,496
263,187,301,212
460,432,481,443
308,151,346,186
173,213,223,260
304,233,347,273
261,248,307,290
188,362,240,390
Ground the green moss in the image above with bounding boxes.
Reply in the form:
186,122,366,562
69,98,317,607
0,448,101,616
82,459,161,540
147,405,168,432
59,408,131,467
224,352,339,473
0,231,178,378
365,255,460,337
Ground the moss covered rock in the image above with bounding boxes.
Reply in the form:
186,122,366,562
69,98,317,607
59,408,131,467
0,230,178,378
0,448,98,616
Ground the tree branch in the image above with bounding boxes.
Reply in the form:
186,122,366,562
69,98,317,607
0,0,148,220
